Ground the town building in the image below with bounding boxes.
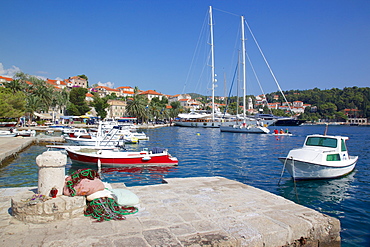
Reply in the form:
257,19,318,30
0,76,13,87
106,99,127,119
45,79,68,90
138,90,165,101
93,86,120,98
67,76,88,88
116,86,135,98
168,94,191,103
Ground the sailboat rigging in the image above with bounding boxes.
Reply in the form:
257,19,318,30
220,15,270,134
174,6,275,128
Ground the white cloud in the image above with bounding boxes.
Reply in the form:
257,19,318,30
0,63,21,77
98,81,115,89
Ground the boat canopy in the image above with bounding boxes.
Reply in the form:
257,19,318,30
306,136,337,148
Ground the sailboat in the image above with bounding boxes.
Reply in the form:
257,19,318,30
174,6,223,128
220,15,270,134
174,6,271,128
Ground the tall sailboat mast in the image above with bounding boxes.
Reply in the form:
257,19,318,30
241,15,247,122
209,6,216,121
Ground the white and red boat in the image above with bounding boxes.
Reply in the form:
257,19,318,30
66,146,178,166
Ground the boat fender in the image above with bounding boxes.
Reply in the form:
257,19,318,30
109,188,140,206
97,150,102,155
142,156,151,161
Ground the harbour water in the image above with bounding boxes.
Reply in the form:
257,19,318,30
1,125,369,246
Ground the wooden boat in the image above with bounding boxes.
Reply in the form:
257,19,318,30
66,146,178,166
278,134,358,179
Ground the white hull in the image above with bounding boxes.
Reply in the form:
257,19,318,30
174,118,275,128
0,130,16,137
220,125,270,134
278,157,357,179
174,121,222,128
64,137,129,146
278,134,358,180
271,133,292,136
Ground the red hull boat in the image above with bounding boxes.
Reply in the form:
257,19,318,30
66,147,178,166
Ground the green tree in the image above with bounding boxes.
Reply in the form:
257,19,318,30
126,90,148,122
66,103,80,116
25,94,42,121
9,72,55,119
5,79,26,93
50,88,69,121
91,93,110,119
0,88,26,118
68,87,90,115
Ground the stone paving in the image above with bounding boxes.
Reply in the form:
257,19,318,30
0,177,340,247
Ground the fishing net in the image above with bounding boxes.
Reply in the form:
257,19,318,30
65,169,100,197
84,197,138,222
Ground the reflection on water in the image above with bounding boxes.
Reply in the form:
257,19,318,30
278,171,357,220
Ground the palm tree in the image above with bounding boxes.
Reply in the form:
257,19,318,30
25,94,41,122
29,79,54,112
50,88,70,122
147,103,159,122
126,88,148,123
168,108,179,123
5,79,25,93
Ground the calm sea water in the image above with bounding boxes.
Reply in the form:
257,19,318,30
1,125,369,246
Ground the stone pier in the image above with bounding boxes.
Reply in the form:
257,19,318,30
1,177,340,246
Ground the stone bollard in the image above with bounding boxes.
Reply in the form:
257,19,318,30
36,151,67,197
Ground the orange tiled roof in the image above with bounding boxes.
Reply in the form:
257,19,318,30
116,86,133,90
139,90,162,95
121,91,134,94
95,86,119,92
0,76,13,82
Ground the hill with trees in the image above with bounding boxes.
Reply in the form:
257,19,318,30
265,87,370,122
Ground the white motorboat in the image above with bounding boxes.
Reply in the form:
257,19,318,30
63,125,139,146
62,128,89,136
0,129,16,137
14,129,36,137
278,134,358,179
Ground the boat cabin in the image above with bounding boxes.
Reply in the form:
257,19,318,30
303,135,349,161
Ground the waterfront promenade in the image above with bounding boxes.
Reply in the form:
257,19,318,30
0,136,341,246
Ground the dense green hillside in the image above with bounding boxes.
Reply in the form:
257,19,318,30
266,87,370,121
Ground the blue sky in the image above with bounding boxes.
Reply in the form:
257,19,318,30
1,0,369,96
